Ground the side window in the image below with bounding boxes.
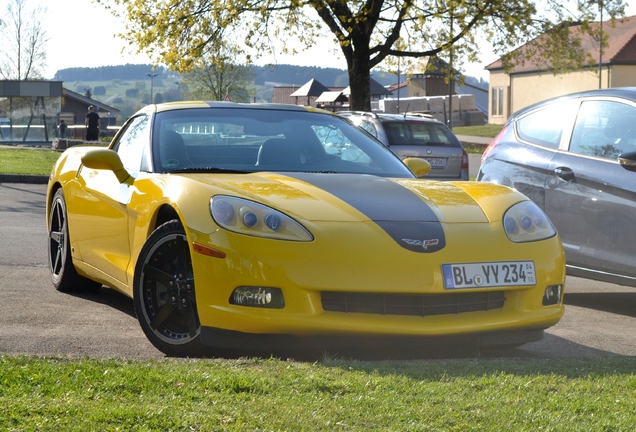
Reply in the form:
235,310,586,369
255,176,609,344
311,124,372,165
516,102,571,149
358,119,378,137
113,115,150,171
569,100,636,159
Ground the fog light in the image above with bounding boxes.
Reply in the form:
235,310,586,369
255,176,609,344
230,286,285,308
542,284,563,306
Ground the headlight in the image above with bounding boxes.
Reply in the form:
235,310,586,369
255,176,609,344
503,201,556,243
210,196,313,241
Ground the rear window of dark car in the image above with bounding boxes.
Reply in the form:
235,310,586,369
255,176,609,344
382,121,460,147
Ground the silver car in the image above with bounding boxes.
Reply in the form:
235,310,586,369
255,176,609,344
477,88,636,288
339,111,469,180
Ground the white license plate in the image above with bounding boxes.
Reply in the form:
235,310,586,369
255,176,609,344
425,157,446,168
442,261,536,289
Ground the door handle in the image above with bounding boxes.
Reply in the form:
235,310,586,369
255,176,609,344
554,166,575,181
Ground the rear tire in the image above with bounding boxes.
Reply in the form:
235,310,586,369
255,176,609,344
133,220,206,357
48,188,102,292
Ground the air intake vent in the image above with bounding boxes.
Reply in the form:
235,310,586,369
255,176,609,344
321,291,505,317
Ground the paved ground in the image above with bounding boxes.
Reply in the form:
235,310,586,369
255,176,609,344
2,182,636,360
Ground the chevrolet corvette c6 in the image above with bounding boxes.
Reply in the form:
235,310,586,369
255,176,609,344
46,102,565,357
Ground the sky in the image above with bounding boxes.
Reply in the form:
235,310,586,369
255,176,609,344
3,0,636,81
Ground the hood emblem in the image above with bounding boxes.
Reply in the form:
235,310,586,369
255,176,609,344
402,238,440,250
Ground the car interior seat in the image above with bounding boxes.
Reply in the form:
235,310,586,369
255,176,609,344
160,130,190,169
256,138,302,167
385,127,405,145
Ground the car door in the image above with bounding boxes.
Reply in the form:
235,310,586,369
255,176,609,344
72,114,151,284
544,98,636,278
486,99,579,209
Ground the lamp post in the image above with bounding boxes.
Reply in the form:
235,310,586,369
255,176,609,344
447,10,454,129
598,1,603,89
146,73,158,103
175,82,181,101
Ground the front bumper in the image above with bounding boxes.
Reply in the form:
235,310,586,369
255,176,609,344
200,326,546,352
187,218,565,347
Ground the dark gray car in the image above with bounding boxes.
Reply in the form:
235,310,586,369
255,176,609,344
339,111,469,180
478,88,636,288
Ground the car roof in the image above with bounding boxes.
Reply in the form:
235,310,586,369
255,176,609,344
510,87,636,121
134,101,336,116
339,111,443,124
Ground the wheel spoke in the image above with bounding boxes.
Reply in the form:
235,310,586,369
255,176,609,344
185,302,199,334
142,261,174,287
51,248,62,274
53,201,62,224
150,301,176,330
175,235,191,276
50,230,63,244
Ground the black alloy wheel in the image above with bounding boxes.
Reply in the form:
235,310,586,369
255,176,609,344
48,188,101,292
133,220,205,357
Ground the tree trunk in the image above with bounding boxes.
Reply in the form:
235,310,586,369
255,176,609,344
347,53,372,111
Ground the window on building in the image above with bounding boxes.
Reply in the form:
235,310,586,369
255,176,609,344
491,87,504,116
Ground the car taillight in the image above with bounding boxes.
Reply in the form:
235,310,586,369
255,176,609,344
461,149,469,170
481,125,508,164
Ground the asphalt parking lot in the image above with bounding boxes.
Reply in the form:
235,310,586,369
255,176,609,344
2,182,636,360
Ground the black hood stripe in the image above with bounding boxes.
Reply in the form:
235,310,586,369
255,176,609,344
289,174,445,253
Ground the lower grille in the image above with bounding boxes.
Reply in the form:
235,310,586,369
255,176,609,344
321,291,505,317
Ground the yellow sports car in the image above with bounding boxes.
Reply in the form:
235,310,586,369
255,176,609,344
46,102,565,357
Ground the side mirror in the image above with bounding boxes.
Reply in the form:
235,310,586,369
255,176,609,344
81,148,132,184
403,157,431,178
618,151,636,172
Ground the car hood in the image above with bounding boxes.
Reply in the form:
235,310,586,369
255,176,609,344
187,172,506,254
193,172,490,225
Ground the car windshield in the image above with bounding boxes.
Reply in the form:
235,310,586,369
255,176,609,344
383,121,460,147
152,107,415,178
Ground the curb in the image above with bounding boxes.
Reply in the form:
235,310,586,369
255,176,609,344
0,174,49,184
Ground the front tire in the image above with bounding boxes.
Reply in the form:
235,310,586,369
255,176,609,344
133,220,205,357
48,188,101,292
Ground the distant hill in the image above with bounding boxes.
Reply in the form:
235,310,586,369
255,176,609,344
53,63,488,89
53,63,355,87
53,64,171,82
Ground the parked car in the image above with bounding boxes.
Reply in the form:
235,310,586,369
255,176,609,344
339,111,469,180
47,101,564,357
478,88,636,288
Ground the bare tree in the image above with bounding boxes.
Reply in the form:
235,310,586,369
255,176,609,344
182,48,256,103
0,0,49,80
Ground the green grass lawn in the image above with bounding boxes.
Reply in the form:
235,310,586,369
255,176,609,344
0,148,61,175
2,355,636,430
453,124,504,138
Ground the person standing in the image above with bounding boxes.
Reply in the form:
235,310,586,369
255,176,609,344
58,119,67,138
85,105,100,141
